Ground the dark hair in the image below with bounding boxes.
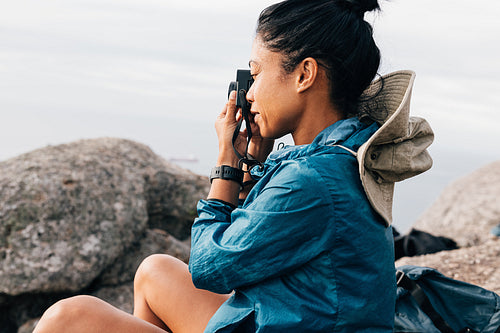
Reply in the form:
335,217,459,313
257,0,382,120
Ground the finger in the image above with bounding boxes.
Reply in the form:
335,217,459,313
236,110,242,122
226,90,238,118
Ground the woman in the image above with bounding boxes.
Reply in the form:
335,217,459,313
34,0,432,332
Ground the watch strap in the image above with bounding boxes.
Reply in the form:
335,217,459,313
210,165,244,186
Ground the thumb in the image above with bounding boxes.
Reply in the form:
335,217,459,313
226,90,238,119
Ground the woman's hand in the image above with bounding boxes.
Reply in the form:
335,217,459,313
213,90,275,202
215,91,274,167
214,90,241,167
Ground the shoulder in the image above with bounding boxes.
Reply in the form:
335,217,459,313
250,148,356,200
257,145,359,190
244,157,330,212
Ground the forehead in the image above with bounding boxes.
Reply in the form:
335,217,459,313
249,37,282,69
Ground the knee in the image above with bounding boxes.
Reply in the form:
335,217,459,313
34,295,100,333
134,254,181,290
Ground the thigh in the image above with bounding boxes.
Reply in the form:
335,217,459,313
134,254,231,333
34,295,167,333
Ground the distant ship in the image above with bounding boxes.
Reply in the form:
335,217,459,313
168,154,198,163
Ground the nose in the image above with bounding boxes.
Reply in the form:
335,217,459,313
246,83,254,104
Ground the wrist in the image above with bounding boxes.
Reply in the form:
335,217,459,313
210,165,244,187
217,149,239,168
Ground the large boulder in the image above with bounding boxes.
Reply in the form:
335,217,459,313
0,138,207,297
413,160,500,247
97,228,190,287
398,160,500,294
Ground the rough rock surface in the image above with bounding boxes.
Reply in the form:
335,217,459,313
0,138,205,297
397,160,500,294
92,282,135,314
412,161,500,247
1,138,146,295
0,138,208,332
97,228,190,287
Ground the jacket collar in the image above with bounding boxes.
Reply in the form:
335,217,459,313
261,117,376,168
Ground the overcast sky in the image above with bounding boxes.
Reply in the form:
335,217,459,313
1,0,499,231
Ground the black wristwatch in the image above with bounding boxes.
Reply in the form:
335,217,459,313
210,165,244,187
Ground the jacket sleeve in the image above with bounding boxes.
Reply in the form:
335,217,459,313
188,160,336,294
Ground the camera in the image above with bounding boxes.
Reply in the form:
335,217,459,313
227,69,260,166
228,69,254,110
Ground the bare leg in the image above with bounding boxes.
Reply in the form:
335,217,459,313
33,295,167,333
34,254,231,333
133,254,231,333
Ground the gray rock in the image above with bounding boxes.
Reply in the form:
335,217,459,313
92,282,135,314
413,160,500,247
398,161,500,294
17,318,39,333
0,138,207,297
145,168,207,241
97,228,190,287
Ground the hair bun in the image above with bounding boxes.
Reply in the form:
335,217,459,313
337,0,380,16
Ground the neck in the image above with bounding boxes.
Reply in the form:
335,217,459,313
291,96,343,145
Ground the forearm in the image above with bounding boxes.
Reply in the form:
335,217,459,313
209,88,274,204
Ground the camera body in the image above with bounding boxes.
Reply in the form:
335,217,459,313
227,69,261,167
228,69,254,110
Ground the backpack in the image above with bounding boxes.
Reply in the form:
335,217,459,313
393,228,458,260
395,265,500,333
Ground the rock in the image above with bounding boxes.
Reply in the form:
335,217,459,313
396,237,500,294
92,282,135,314
398,161,500,294
145,168,207,241
1,291,74,333
413,160,500,247
0,138,208,332
17,318,39,333
0,138,207,297
0,138,147,296
97,228,190,287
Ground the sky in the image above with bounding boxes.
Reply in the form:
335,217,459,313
1,0,499,232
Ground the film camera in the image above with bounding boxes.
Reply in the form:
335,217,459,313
228,69,254,111
227,69,260,167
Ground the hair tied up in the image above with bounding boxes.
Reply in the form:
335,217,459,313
336,0,380,17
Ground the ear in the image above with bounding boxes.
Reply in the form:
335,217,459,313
296,57,319,93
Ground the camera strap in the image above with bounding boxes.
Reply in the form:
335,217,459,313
231,89,263,171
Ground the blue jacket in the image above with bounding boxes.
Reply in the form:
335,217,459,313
189,118,396,332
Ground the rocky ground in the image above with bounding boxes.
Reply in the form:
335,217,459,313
396,236,500,294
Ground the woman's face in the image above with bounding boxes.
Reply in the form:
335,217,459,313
246,37,303,140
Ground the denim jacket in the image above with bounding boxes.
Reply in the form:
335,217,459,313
189,117,396,332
